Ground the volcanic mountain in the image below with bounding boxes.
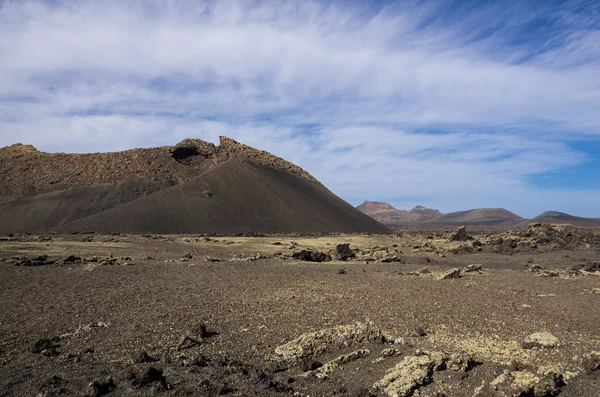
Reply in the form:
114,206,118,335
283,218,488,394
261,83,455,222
356,201,442,224
0,138,389,234
426,208,523,226
524,211,600,228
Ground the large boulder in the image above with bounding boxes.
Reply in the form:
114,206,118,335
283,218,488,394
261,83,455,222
448,226,472,242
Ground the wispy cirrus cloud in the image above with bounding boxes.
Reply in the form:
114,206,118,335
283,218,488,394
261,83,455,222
0,0,599,217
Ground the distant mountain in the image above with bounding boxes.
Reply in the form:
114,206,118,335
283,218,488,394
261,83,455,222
425,208,523,226
524,211,600,228
356,201,442,224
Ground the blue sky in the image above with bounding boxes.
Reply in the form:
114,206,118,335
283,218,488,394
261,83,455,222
0,0,599,218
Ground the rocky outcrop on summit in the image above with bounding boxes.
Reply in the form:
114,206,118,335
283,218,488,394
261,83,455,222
0,137,389,234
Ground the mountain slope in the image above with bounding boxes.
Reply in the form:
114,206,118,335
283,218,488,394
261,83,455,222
0,138,389,234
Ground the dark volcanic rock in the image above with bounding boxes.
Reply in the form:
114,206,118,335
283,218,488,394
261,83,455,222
336,243,355,261
292,250,332,262
448,226,472,242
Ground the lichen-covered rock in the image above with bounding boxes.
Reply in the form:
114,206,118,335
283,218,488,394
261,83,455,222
313,349,371,379
584,351,600,371
438,268,462,280
372,351,447,397
274,322,384,365
489,370,564,396
522,332,560,349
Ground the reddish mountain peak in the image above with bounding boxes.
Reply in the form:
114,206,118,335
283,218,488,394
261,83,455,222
357,201,397,212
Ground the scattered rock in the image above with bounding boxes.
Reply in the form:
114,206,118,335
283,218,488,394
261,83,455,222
291,250,332,262
180,252,193,261
63,255,82,264
448,226,472,242
32,338,61,355
438,268,462,280
132,350,158,364
338,268,347,274
336,243,355,261
522,332,560,349
380,255,402,263
13,255,54,266
85,377,115,397
204,256,221,262
418,267,431,274
464,264,482,273
415,327,427,337
381,348,402,357
128,367,167,389
446,353,475,372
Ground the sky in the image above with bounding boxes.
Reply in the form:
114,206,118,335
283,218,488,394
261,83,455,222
0,0,599,218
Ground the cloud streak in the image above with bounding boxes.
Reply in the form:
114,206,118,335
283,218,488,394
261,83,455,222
0,0,599,217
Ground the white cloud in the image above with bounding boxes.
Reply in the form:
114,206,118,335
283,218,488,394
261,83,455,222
0,0,599,217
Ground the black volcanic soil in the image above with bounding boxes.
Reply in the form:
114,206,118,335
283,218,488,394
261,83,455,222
1,229,599,396
0,138,388,234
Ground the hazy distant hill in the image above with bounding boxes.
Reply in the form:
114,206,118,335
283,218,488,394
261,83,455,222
524,211,600,228
356,201,441,224
426,208,523,226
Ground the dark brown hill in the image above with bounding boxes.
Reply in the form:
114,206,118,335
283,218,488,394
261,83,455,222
0,138,389,234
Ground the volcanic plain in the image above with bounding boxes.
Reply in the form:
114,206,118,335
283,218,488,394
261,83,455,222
1,225,600,397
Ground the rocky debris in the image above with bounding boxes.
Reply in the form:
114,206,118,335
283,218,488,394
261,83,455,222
85,377,115,397
448,226,472,242
204,256,221,262
418,267,431,274
528,263,586,278
131,350,158,364
274,321,384,366
583,351,600,371
464,264,483,273
312,349,371,379
372,351,446,397
338,268,347,274
12,255,54,266
336,243,355,261
291,250,332,262
488,369,564,397
522,332,560,349
438,268,462,280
